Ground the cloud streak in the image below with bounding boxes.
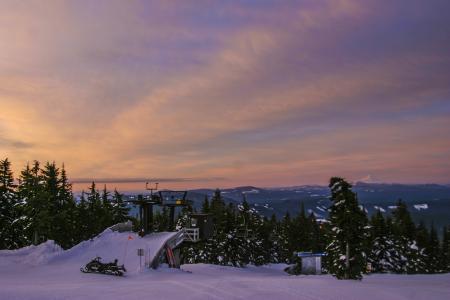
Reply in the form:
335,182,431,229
1,0,449,188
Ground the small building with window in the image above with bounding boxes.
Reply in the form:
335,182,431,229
295,252,325,275
184,213,213,242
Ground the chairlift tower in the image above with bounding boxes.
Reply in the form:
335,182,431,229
158,190,192,231
126,182,161,234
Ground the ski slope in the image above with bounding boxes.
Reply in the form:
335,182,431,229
0,230,449,300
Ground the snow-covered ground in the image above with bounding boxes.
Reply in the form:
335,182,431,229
1,230,449,300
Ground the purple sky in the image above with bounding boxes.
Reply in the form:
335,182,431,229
1,0,449,190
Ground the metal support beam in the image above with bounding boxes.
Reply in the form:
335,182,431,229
169,206,175,231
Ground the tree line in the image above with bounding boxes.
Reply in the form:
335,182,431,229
1,158,449,279
179,178,450,278
0,158,129,250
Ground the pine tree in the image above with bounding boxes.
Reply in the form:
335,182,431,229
42,162,64,245
368,210,401,273
441,226,450,272
425,223,440,273
75,191,90,242
391,200,426,274
201,195,210,213
100,185,113,228
86,182,103,238
0,158,23,249
58,164,78,248
111,189,130,224
210,189,226,228
271,212,292,263
391,199,416,240
268,214,288,263
292,202,311,252
19,161,45,245
326,177,368,280
154,206,170,232
308,212,325,253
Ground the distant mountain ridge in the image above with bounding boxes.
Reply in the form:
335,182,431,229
183,183,450,230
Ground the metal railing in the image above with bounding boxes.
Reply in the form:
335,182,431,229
184,228,200,242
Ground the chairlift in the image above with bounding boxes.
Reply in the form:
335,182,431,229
236,216,253,238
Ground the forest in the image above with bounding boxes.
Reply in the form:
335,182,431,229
1,158,449,279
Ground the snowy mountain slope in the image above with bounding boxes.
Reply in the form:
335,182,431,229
179,183,450,229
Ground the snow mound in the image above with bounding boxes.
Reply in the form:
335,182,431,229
0,240,63,267
0,228,179,274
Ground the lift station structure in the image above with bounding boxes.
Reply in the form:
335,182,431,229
127,183,213,243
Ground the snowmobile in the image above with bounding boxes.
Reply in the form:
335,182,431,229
80,257,126,276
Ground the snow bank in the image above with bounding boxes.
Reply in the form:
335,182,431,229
2,230,450,300
0,240,63,267
0,228,178,274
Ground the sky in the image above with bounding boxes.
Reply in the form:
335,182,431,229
1,0,450,191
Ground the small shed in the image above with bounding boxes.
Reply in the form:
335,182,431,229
296,252,325,275
185,213,213,242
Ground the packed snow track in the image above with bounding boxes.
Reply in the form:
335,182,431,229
0,230,449,300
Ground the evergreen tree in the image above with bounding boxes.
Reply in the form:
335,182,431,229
292,202,311,252
391,200,426,274
308,212,325,253
154,206,170,231
58,164,78,248
47,163,78,249
391,199,416,240
326,177,368,280
111,189,130,224
41,162,63,245
268,213,288,263
271,212,292,263
0,158,23,249
441,226,450,272
100,185,113,228
75,191,90,242
86,182,103,238
201,195,210,213
368,210,401,273
20,161,49,245
425,223,440,273
415,221,429,251
210,189,226,228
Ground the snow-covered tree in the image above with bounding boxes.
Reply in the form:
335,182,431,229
19,161,46,245
391,200,427,274
424,223,441,273
326,177,368,280
0,158,25,249
368,211,402,273
111,189,130,224
441,226,450,272
270,212,292,263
